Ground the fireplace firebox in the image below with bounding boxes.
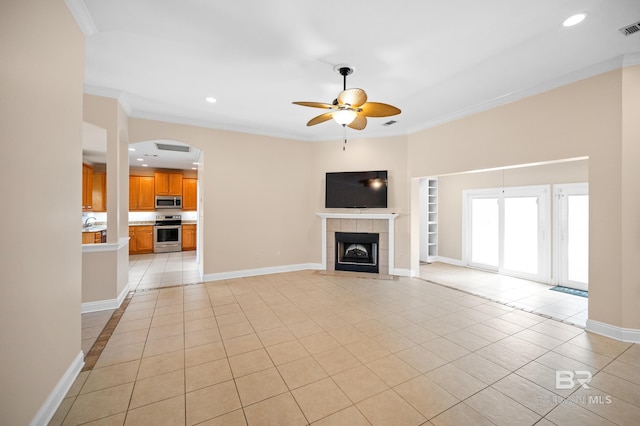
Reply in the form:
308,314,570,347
335,232,379,273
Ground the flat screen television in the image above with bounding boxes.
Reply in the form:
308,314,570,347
325,170,388,208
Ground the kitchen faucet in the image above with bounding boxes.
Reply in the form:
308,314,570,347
84,217,97,228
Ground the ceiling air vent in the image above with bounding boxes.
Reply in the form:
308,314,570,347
155,143,190,152
382,120,397,126
619,20,640,36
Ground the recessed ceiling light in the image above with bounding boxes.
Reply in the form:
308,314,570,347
205,97,217,103
563,12,588,27
192,162,199,165
136,158,144,161
129,148,135,151
142,164,148,167
191,167,197,170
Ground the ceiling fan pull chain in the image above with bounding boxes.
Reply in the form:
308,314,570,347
343,125,347,151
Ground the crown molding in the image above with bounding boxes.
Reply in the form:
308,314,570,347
65,0,98,36
408,53,637,135
84,52,639,143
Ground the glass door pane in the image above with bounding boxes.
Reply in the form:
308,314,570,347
503,197,539,275
470,198,499,269
567,194,589,285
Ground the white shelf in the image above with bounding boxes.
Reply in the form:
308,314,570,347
426,178,438,262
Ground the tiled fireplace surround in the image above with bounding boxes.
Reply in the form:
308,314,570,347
317,213,398,276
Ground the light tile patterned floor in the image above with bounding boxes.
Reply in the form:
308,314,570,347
420,262,589,327
129,251,201,290
57,259,640,425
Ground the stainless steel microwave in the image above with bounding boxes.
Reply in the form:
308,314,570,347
155,195,182,209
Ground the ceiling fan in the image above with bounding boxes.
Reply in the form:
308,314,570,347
293,65,401,130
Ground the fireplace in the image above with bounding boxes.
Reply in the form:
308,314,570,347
335,232,379,273
317,213,398,276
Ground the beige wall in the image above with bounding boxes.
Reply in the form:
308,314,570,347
127,120,412,274
82,251,118,302
620,65,640,329
128,119,317,275
408,67,640,331
0,1,84,424
309,135,411,270
83,95,130,304
438,159,588,260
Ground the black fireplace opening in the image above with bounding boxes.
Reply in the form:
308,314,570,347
335,232,379,273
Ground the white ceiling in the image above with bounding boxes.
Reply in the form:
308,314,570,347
72,0,640,159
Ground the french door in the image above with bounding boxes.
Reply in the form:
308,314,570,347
554,183,589,291
465,185,550,283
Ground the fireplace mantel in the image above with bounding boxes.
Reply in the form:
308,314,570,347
317,213,399,275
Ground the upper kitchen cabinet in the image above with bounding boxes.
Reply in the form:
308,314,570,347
182,178,197,211
82,163,93,211
155,171,182,196
82,123,108,212
130,176,155,211
82,164,107,212
92,172,106,212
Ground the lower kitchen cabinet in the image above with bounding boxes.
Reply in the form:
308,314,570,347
129,225,154,254
182,224,196,251
82,231,103,244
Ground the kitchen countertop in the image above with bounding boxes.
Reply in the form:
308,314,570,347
128,221,197,225
82,225,106,233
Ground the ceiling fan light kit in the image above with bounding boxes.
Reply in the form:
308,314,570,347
333,109,358,125
292,65,401,131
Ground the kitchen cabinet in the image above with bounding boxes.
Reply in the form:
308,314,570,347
82,230,105,244
182,224,196,251
129,176,155,211
82,164,93,211
155,171,183,196
92,172,106,212
182,178,197,210
129,225,154,254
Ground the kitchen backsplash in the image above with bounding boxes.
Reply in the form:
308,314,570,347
81,211,197,227
82,212,107,225
129,210,197,222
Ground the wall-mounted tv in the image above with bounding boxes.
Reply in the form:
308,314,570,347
325,170,388,208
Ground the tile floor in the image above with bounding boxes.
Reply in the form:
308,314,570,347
55,258,640,425
129,251,202,291
419,262,589,327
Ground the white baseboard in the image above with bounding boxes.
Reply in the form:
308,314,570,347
433,256,465,266
586,319,640,343
203,263,323,282
81,281,130,313
30,351,84,426
392,268,414,277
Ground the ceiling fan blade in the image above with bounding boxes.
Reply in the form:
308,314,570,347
337,88,367,107
360,102,401,117
307,112,334,126
292,101,335,109
347,114,367,130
